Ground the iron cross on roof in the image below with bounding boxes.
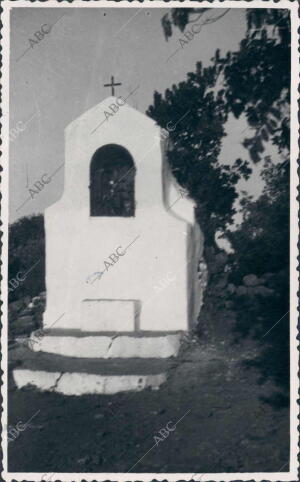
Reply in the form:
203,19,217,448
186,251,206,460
104,76,122,96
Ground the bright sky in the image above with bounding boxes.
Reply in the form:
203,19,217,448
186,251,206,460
10,6,267,224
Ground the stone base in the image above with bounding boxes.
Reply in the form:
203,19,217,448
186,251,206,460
13,369,166,395
29,330,182,359
11,347,173,395
12,330,184,395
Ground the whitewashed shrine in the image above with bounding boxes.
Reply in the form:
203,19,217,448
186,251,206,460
14,96,204,395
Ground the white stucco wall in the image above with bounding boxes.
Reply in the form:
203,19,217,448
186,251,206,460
43,97,203,333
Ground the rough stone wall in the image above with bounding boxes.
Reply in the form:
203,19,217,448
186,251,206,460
9,292,46,342
196,247,279,341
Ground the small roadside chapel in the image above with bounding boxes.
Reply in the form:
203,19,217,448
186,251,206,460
13,85,204,395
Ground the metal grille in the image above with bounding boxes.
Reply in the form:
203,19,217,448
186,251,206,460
90,145,135,217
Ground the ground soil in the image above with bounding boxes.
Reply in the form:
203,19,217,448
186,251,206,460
7,335,289,475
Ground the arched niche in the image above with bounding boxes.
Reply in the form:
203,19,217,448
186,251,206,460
90,144,136,217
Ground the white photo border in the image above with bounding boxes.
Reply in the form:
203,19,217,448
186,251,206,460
1,1,299,481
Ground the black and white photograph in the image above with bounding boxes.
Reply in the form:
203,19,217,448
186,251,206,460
1,1,299,480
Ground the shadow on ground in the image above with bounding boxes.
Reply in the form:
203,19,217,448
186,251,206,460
8,335,289,474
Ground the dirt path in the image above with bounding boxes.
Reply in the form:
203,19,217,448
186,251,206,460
8,336,289,474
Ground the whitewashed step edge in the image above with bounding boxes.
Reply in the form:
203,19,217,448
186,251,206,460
29,333,182,359
13,369,166,395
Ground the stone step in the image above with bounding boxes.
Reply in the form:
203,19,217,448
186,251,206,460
28,330,182,359
11,347,175,396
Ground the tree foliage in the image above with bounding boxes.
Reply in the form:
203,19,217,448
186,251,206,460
227,159,289,283
8,215,45,303
222,8,290,281
147,63,251,247
158,8,290,392
153,7,290,245
217,9,290,163
161,8,290,163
